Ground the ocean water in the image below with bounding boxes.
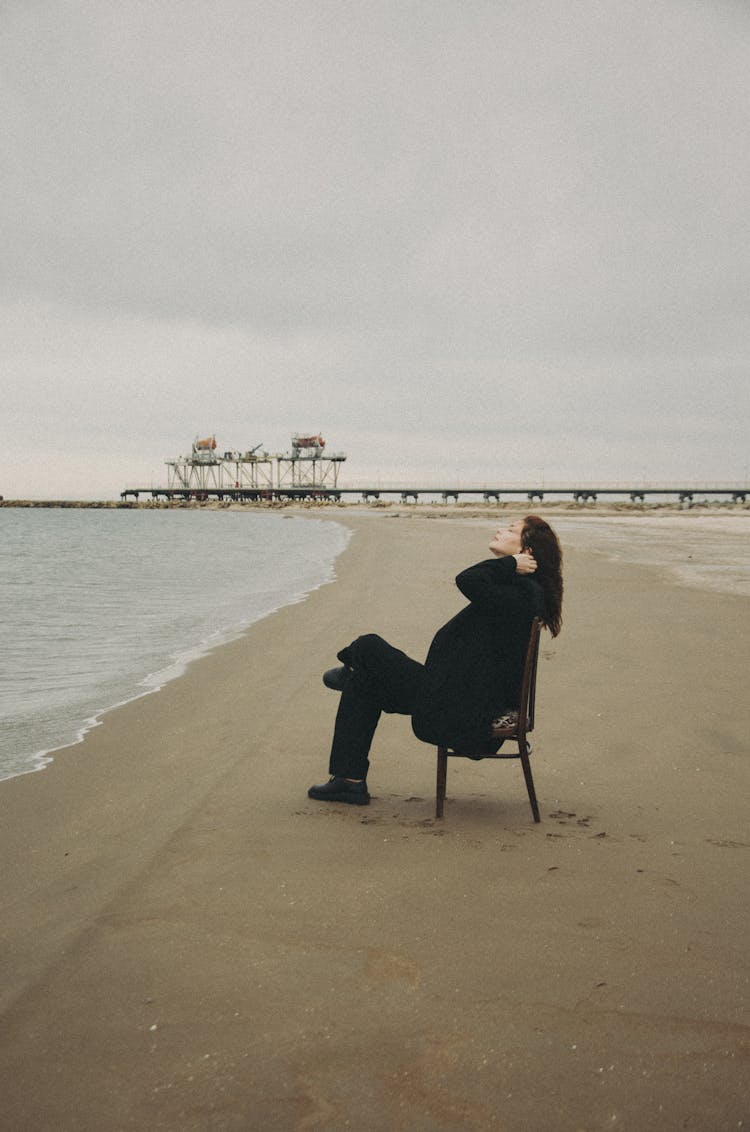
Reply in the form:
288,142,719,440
0,508,350,783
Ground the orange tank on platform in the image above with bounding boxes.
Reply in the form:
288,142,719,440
292,434,325,449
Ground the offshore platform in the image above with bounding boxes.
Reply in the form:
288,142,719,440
125,434,347,501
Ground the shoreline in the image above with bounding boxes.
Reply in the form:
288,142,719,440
2,496,750,516
0,511,352,787
7,504,749,786
1,509,748,1129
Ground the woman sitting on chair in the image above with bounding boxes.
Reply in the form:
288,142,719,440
308,515,563,806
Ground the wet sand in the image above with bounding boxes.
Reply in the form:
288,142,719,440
0,510,748,1130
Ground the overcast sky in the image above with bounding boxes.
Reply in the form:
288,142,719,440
2,0,749,498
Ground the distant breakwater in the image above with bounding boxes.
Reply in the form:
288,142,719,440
1,500,138,508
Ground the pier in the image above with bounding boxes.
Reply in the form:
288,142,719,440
121,436,747,504
120,483,749,505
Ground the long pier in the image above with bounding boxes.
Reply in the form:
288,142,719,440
121,483,749,504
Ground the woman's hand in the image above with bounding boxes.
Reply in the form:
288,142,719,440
513,551,537,575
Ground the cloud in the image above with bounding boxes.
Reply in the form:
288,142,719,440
2,0,749,496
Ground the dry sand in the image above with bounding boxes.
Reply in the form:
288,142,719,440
0,510,748,1131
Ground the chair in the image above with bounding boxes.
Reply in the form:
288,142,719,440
435,617,543,822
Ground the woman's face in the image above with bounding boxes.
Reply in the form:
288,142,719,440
489,519,525,558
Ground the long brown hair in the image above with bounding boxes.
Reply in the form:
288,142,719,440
521,515,563,637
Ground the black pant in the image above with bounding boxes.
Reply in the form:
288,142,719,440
328,634,425,780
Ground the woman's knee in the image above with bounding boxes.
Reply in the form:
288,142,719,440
354,633,390,654
338,633,389,666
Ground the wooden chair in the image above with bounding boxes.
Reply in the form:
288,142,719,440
435,618,543,822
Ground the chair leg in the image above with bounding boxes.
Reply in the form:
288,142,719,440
518,741,540,822
436,748,448,818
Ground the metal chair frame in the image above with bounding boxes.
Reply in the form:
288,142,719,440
435,617,543,822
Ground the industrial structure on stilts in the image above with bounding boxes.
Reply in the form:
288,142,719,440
125,434,347,502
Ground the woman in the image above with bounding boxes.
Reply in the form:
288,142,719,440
308,515,563,806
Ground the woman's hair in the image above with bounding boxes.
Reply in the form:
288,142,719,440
521,515,563,637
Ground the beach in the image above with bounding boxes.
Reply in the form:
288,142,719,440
0,508,748,1131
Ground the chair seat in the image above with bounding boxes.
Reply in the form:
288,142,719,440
442,712,522,753
491,711,519,736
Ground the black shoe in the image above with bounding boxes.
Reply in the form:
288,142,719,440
322,666,351,691
308,776,370,805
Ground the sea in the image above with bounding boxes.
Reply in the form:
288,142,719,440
0,508,350,784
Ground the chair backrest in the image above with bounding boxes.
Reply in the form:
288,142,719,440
518,618,543,738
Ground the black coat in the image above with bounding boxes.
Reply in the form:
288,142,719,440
410,556,544,750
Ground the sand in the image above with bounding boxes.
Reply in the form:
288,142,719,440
0,510,748,1131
